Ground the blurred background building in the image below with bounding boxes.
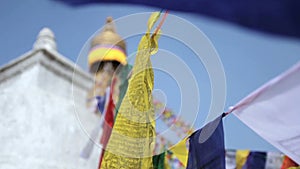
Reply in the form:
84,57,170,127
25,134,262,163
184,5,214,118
0,28,100,169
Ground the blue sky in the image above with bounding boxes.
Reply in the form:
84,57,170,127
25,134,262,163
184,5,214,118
1,0,300,152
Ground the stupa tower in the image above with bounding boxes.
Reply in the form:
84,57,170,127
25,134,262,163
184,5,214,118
86,17,128,115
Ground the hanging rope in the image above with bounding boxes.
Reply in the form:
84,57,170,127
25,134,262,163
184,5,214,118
154,10,169,35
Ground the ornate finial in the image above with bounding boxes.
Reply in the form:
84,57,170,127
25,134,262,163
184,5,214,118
106,17,113,23
103,16,116,33
33,27,57,51
90,17,125,49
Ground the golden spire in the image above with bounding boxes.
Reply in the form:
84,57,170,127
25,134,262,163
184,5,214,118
91,17,126,51
88,17,127,70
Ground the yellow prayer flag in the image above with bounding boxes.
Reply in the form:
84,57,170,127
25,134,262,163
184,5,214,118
236,150,250,169
100,12,162,169
170,138,189,167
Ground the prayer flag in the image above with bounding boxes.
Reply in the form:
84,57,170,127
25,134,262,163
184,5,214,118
231,61,300,164
281,156,299,169
98,79,116,167
152,152,165,169
187,114,225,169
100,12,162,169
265,152,283,169
243,152,267,169
236,150,250,169
54,0,300,38
170,138,188,167
225,150,236,169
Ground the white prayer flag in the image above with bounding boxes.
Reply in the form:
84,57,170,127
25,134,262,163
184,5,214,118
230,61,300,164
265,152,284,169
225,150,236,169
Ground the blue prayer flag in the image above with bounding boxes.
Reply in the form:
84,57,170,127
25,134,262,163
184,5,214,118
54,0,300,38
243,152,267,169
187,114,225,169
96,95,106,114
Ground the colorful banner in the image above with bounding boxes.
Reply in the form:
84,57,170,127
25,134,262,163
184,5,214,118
224,150,300,169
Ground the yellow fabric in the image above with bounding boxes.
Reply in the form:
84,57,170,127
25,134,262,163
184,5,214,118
289,167,300,169
170,138,189,167
88,47,127,66
100,12,161,169
236,150,250,169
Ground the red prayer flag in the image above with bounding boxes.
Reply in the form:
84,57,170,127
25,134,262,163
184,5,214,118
98,78,117,168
